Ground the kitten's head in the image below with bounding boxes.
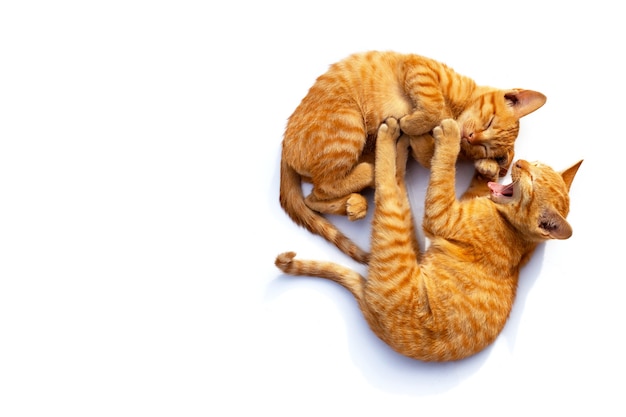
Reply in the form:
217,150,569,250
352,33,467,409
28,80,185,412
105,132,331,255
457,89,547,175
488,159,583,240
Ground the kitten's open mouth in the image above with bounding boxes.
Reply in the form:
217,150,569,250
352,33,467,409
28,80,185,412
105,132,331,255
488,181,514,198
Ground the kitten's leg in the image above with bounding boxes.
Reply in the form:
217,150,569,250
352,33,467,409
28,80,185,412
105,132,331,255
363,119,426,337
399,76,451,137
368,118,420,273
422,119,462,236
399,112,444,137
307,153,374,221
395,135,410,185
372,119,402,213
313,161,374,198
395,134,421,257
304,193,367,220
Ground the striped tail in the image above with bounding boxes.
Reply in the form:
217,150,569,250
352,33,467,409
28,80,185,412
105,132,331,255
279,158,370,264
275,252,365,301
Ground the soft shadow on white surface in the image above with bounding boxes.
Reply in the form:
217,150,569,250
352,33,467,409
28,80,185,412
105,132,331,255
267,272,491,394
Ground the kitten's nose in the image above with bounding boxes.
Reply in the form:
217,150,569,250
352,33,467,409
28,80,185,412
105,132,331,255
462,130,476,144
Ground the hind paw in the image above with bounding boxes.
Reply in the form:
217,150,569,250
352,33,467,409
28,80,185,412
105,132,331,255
347,194,367,221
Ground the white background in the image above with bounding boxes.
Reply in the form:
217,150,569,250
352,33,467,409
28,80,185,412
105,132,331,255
1,1,624,416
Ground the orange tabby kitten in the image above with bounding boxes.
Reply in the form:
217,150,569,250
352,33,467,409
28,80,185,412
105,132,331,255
281,50,547,264
276,117,581,362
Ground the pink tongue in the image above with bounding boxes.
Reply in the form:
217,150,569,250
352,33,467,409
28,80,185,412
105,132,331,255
488,182,513,196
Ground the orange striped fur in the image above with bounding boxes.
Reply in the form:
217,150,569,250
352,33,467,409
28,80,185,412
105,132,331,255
276,118,582,362
280,51,547,263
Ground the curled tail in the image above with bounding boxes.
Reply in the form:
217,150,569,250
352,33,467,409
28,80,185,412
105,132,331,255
275,252,365,301
279,158,369,264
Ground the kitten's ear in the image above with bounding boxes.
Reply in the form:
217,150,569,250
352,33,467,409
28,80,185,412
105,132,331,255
539,209,573,240
560,160,583,191
504,89,547,119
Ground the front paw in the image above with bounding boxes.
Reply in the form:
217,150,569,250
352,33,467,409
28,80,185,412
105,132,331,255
399,115,414,134
400,112,438,136
378,117,400,142
433,119,461,151
474,158,500,181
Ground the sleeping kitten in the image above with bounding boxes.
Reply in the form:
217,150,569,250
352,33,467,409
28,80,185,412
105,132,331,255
276,117,581,362
280,50,546,263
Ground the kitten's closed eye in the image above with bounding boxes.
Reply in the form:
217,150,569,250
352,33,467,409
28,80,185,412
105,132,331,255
484,116,494,130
